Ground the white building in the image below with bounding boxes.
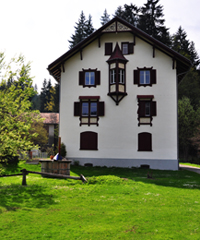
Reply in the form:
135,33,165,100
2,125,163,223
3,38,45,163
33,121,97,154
48,17,191,170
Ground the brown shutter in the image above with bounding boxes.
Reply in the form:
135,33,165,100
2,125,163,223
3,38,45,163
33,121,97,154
151,101,157,116
96,71,100,85
128,43,134,54
79,71,84,85
80,132,97,150
151,69,156,84
134,70,139,84
98,102,105,116
105,43,112,55
138,101,145,117
138,132,152,151
74,102,80,116
80,132,88,150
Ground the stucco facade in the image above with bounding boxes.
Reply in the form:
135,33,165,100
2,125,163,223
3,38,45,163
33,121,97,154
48,17,190,170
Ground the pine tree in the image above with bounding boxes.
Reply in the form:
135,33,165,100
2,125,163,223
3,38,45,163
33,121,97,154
171,26,190,58
69,11,87,49
114,6,124,19
68,11,94,49
114,4,139,27
188,41,200,68
100,9,110,25
138,0,170,45
40,79,48,112
85,14,94,36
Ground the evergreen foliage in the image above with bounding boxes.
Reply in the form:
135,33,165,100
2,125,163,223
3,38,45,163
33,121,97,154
100,9,110,25
178,97,200,160
138,0,171,45
114,4,140,27
69,11,95,49
100,9,110,26
171,26,190,58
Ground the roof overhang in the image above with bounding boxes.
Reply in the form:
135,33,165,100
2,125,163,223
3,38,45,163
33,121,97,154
47,17,191,83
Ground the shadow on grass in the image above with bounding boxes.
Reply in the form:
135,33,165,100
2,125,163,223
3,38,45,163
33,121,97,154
71,165,200,190
0,183,55,212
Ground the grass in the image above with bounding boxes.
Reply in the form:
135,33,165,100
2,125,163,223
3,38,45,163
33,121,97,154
0,161,200,239
180,162,200,168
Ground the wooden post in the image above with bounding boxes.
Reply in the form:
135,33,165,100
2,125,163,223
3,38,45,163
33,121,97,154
58,137,61,155
21,169,28,186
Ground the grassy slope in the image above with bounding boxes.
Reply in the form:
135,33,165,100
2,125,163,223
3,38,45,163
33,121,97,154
0,162,200,239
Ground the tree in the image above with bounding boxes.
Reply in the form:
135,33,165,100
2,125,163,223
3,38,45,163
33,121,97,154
40,79,48,112
39,80,59,113
171,26,190,58
0,53,41,161
68,11,94,49
85,14,94,36
100,9,110,25
114,4,140,27
29,114,48,147
178,69,200,109
178,97,200,160
188,41,200,68
138,0,171,45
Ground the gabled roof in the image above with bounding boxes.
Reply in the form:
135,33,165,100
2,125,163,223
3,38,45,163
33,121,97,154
47,16,191,82
107,42,128,63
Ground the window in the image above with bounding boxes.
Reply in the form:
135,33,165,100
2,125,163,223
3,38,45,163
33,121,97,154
80,131,98,150
85,72,95,85
138,132,152,151
140,70,150,84
81,102,97,117
137,95,157,126
121,42,134,55
110,69,116,84
145,102,151,116
74,96,104,126
105,43,113,55
134,68,156,86
79,69,100,87
119,69,125,84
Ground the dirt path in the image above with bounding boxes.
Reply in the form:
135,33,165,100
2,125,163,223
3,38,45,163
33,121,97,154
179,164,200,174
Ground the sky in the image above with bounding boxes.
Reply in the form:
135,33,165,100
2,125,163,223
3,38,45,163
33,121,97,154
1,0,200,92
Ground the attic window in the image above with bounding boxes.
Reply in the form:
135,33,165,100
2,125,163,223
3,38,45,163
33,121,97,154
121,42,134,55
105,42,113,55
79,69,100,87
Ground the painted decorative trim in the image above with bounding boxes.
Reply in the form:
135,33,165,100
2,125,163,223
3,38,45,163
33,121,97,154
102,22,116,32
117,22,132,31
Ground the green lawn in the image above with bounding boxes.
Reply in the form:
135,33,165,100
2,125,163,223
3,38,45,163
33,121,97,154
0,161,200,239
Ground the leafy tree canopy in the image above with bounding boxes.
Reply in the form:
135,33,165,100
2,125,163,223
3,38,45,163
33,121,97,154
0,53,42,161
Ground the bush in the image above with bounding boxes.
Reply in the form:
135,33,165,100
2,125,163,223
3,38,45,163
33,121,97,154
55,143,67,157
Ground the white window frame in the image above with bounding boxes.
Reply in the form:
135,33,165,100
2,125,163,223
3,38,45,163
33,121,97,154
140,70,150,85
119,69,125,84
85,72,95,85
110,69,116,84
